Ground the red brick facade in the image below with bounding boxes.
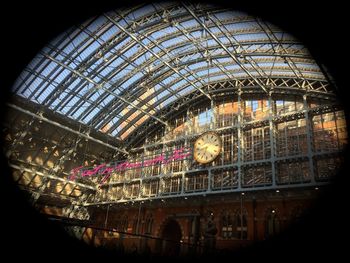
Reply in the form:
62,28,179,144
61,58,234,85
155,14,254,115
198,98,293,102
82,189,317,256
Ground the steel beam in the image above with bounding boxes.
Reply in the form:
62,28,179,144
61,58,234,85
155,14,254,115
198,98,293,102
105,14,212,100
9,163,96,190
255,19,304,80
182,4,269,93
268,94,277,186
7,103,129,154
207,13,271,81
43,53,168,126
87,98,343,205
303,95,316,183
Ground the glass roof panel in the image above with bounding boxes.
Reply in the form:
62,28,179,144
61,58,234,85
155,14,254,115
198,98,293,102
178,85,193,96
36,84,56,103
86,16,107,32
71,101,91,119
11,2,327,141
14,72,35,94
162,37,184,48
61,95,80,114
171,79,188,90
128,4,156,20
224,21,258,31
99,26,118,42
157,89,170,101
78,40,101,59
121,72,143,88
234,33,269,42
82,107,101,123
162,94,177,107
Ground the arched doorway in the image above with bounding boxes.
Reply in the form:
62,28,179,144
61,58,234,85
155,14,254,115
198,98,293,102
161,219,182,256
265,209,280,239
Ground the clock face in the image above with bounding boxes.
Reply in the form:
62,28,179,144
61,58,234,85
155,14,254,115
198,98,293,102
194,132,222,164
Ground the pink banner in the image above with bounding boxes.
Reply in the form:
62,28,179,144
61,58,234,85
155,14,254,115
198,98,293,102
69,147,192,185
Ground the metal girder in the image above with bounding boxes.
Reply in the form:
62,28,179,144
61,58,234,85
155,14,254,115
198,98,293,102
7,103,129,154
43,53,168,126
82,93,343,206
104,13,212,100
67,27,169,122
171,20,238,83
88,36,308,127
24,25,96,105
23,188,77,204
86,35,312,122
83,180,329,206
255,19,305,80
24,65,138,132
205,13,272,81
116,17,211,94
13,27,79,95
9,163,96,190
117,74,331,141
182,3,269,93
12,2,336,149
105,46,318,115
123,77,334,148
98,51,320,136
16,7,317,142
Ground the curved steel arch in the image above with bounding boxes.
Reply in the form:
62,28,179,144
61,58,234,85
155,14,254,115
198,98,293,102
12,1,334,146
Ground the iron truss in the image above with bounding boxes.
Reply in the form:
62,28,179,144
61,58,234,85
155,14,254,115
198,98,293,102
83,95,343,206
6,2,344,210
12,1,331,147
124,78,335,148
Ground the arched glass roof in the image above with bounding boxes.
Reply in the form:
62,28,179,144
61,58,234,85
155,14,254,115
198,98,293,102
12,2,331,144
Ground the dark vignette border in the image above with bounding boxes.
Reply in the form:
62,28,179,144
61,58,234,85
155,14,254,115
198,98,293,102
0,1,349,261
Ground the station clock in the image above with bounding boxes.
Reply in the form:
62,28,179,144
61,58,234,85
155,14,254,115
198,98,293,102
193,131,222,164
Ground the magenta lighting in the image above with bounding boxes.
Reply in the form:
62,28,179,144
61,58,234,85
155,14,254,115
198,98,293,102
69,147,192,184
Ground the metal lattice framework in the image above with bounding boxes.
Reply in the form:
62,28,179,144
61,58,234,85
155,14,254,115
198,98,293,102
4,2,346,210
12,2,332,148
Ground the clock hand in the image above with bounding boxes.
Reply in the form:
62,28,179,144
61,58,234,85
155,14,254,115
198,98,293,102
198,144,208,151
199,143,209,149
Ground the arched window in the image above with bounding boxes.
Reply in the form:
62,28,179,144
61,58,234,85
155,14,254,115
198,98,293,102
221,211,234,239
221,210,248,240
144,213,153,235
116,214,128,232
290,205,304,225
132,216,140,234
265,209,280,238
236,212,248,240
122,215,128,232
